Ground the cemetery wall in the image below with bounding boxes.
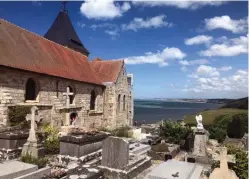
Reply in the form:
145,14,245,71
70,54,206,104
115,65,130,128
0,66,104,128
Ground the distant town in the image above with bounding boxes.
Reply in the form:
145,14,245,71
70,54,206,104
135,98,235,104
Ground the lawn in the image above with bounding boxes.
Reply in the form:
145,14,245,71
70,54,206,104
184,108,248,125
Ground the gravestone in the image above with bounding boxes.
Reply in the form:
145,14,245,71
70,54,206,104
22,106,44,158
209,147,238,179
101,136,129,170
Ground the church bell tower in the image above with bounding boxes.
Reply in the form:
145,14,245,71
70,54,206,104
44,2,89,56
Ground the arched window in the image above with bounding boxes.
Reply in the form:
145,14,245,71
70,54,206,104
90,90,96,110
25,78,38,101
56,81,59,98
123,95,126,111
117,94,121,112
68,86,74,104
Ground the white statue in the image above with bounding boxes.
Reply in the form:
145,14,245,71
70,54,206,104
195,114,204,130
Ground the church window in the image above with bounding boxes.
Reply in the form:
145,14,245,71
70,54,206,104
25,78,38,101
68,86,74,104
90,90,96,110
56,81,59,98
123,95,126,111
117,94,121,112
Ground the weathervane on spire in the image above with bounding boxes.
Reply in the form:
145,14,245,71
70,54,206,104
61,1,68,13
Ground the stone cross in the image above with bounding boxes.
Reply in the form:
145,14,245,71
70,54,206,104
26,106,42,143
212,147,236,164
63,87,74,126
63,86,74,108
209,147,238,179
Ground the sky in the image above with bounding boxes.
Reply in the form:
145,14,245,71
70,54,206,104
0,1,248,99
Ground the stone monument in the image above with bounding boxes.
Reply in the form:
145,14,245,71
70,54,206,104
99,136,152,179
101,136,129,169
186,114,211,164
209,147,238,179
22,106,44,158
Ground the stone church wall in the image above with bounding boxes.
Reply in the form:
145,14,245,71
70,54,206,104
0,66,104,128
115,65,130,128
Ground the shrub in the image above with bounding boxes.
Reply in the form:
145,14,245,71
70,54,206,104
209,115,233,142
42,123,60,154
111,126,132,138
21,153,48,169
8,106,31,128
159,120,192,144
227,114,245,138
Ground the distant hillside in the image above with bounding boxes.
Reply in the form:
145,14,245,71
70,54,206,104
220,97,248,109
206,98,234,104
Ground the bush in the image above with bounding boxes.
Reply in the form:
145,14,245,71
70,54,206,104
42,123,60,154
21,153,48,169
8,106,31,128
111,126,132,138
211,145,248,179
209,115,233,142
227,114,246,138
159,120,192,144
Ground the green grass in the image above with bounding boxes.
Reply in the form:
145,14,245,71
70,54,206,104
184,108,248,125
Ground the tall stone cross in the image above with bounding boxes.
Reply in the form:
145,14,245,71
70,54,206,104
63,87,74,125
26,106,42,143
210,147,238,179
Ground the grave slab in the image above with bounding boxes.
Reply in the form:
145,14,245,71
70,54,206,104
145,160,204,179
0,161,37,179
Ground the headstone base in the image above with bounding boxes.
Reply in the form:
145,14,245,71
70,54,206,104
99,156,151,179
22,142,44,158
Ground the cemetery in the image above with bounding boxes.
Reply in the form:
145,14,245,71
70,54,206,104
0,108,244,179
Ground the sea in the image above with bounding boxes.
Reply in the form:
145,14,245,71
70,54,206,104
134,100,223,124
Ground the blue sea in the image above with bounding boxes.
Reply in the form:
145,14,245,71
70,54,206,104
134,100,222,124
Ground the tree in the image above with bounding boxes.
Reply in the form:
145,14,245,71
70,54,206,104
227,114,246,138
209,115,232,142
159,120,192,144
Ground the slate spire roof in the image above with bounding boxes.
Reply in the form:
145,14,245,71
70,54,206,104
44,8,89,56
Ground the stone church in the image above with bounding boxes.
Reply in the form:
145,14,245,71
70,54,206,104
0,7,134,129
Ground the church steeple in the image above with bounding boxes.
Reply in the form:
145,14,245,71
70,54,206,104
44,2,89,56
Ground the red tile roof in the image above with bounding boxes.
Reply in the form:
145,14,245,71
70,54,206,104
0,19,103,86
91,58,124,83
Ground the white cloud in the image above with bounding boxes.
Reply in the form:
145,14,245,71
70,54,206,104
77,22,86,28
133,1,225,10
185,35,213,45
179,59,209,66
183,69,248,96
205,15,247,33
89,23,117,30
181,66,188,72
218,66,232,72
196,65,220,77
122,15,173,31
104,29,119,39
80,0,130,20
124,47,186,67
200,35,248,57
32,1,42,6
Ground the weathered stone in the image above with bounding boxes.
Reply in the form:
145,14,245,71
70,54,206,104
145,160,204,179
0,161,37,179
101,136,129,170
60,133,109,158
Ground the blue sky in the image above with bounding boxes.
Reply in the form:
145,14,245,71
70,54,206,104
0,1,248,99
